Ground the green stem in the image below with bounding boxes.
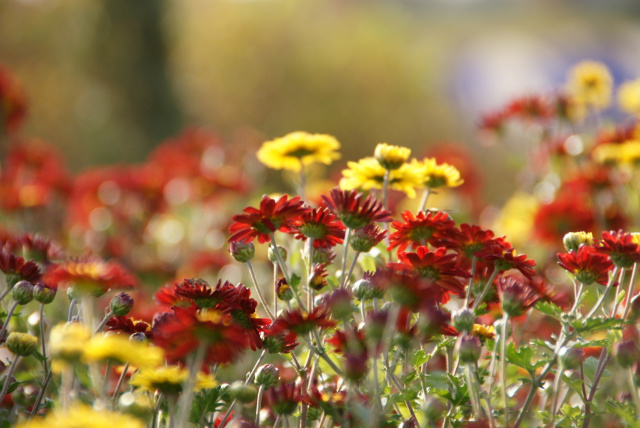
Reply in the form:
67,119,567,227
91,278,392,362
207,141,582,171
586,266,621,319
623,263,639,320
627,367,640,419
466,363,482,417
111,362,130,408
382,169,391,211
339,228,352,289
341,251,360,288
247,260,275,320
501,313,510,428
270,234,306,311
94,309,114,334
38,303,49,375
464,256,477,307
611,267,627,317
472,269,500,310
419,187,431,212
0,356,21,404
0,301,18,340
175,344,208,428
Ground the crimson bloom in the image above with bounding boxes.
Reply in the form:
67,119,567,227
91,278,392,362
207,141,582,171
477,245,536,278
498,275,549,317
370,266,449,310
106,316,153,339
229,194,309,244
174,278,237,309
596,230,640,268
292,207,345,248
152,305,249,365
558,245,614,286
447,224,506,259
0,251,41,286
321,188,391,230
395,246,470,296
270,306,336,336
388,210,456,253
45,257,136,296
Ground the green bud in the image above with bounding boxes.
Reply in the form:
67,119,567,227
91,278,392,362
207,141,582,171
615,340,640,368
254,364,279,388
268,246,287,263
110,292,134,317
452,308,476,334
563,231,593,252
34,282,57,304
455,334,481,364
7,332,38,356
229,242,255,263
229,380,257,403
12,280,33,305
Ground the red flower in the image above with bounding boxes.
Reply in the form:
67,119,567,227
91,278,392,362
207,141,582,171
263,382,307,415
395,247,470,296
262,325,299,354
45,257,136,295
596,230,640,269
505,95,555,121
270,306,336,336
350,224,387,253
106,316,153,339
0,251,41,286
558,245,614,286
370,266,449,310
447,224,505,259
498,275,548,317
0,65,27,134
388,210,456,253
152,305,249,365
321,188,391,230
174,278,237,309
229,195,309,244
477,245,536,278
292,207,345,248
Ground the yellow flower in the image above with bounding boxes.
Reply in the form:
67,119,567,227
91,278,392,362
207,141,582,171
339,157,423,198
472,324,495,339
619,79,640,115
130,365,217,395
567,61,613,109
83,334,164,368
49,322,91,362
592,141,640,166
415,158,464,188
374,143,411,170
14,403,145,428
257,131,341,172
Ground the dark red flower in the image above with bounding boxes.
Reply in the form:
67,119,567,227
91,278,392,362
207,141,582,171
152,305,249,365
447,224,506,259
0,251,41,286
263,382,307,415
498,275,548,317
596,230,640,268
229,195,309,244
395,247,470,296
174,278,237,309
558,245,614,286
44,257,136,295
321,188,391,230
262,326,299,354
505,94,555,121
292,207,345,248
370,265,449,310
106,316,153,339
350,224,387,253
477,245,536,278
270,306,336,336
388,210,456,253
154,285,191,309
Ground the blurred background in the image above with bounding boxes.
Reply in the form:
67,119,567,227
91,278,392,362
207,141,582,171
2,0,640,203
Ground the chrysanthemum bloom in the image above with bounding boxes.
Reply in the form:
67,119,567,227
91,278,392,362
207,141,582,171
269,306,336,336
350,223,386,253
388,210,456,253
596,230,640,268
83,333,164,368
477,244,536,278
505,95,555,122
322,188,391,230
395,246,470,296
106,316,153,339
567,60,613,109
618,78,640,115
45,256,136,296
558,245,614,286
447,224,505,259
592,140,640,167
263,382,307,415
229,194,309,244
152,305,249,365
2,233,63,265
262,326,299,354
256,131,341,172
130,365,217,395
292,207,345,248
14,403,145,428
308,263,329,291
374,143,411,170
414,158,464,189
0,251,41,287
173,278,237,309
49,322,91,362
498,275,548,317
370,266,448,311
339,157,424,198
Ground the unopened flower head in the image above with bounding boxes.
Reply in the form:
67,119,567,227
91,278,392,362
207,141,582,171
374,143,411,170
257,131,341,172
563,231,594,252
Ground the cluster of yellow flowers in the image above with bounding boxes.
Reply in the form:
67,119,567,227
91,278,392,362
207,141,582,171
256,132,463,199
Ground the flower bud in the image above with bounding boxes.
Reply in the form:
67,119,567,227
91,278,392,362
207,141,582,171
254,364,279,388
628,294,640,322
276,278,293,301
423,396,445,422
34,282,57,304
344,353,368,382
322,288,353,320
110,292,134,317
615,340,640,368
308,264,328,291
452,308,476,334
229,380,257,403
67,286,81,301
12,280,33,305
563,231,593,252
455,334,482,364
350,224,386,253
500,288,525,317
7,332,38,356
559,347,584,370
374,143,411,170
229,242,255,263
268,246,287,263
312,247,335,265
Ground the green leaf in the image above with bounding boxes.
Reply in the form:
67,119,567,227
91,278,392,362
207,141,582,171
190,386,227,425
535,301,564,320
506,343,545,373
560,373,587,404
289,273,301,288
571,317,625,335
561,403,582,420
582,356,610,385
409,349,429,368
